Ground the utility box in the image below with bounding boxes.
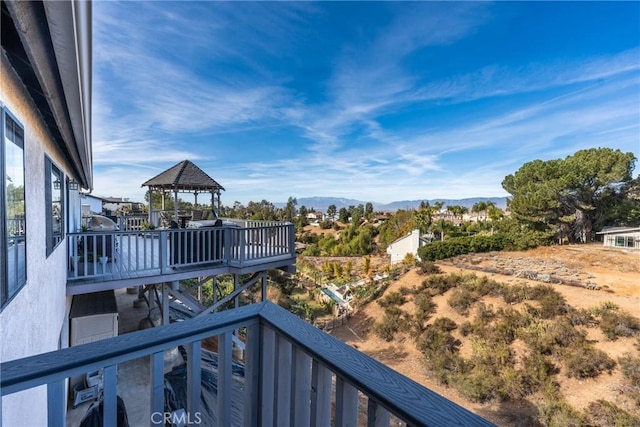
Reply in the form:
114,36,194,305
70,290,119,346
69,290,119,405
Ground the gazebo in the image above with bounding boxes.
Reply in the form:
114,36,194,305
142,160,225,227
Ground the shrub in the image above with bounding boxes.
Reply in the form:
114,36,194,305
417,327,461,356
520,352,558,395
447,288,478,315
619,354,640,387
536,395,586,427
413,293,437,328
419,274,460,296
416,260,441,274
372,306,405,341
563,343,616,379
432,317,458,332
377,291,406,308
619,354,640,405
599,310,640,340
589,301,619,317
565,307,596,327
455,370,502,403
586,400,640,427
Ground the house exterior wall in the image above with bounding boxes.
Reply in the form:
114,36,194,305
602,232,640,249
1,52,75,427
81,193,103,216
386,229,423,264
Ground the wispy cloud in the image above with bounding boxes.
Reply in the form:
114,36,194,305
91,2,640,205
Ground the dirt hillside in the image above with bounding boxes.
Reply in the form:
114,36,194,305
330,245,640,425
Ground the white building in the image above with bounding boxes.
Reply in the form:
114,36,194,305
596,227,640,249
1,1,92,425
386,229,431,264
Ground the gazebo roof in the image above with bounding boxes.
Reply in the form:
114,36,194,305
141,160,225,193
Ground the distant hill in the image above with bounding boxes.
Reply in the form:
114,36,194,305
276,196,508,212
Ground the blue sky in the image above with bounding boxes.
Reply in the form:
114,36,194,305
92,1,640,206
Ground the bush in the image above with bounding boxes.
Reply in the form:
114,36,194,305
599,310,640,340
416,260,441,274
563,343,616,379
419,274,460,296
536,395,586,427
619,354,640,405
455,370,502,403
589,301,619,317
413,293,437,328
417,234,509,261
372,307,405,341
586,400,640,427
377,291,406,308
432,317,458,332
447,288,478,315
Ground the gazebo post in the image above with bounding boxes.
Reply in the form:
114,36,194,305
194,192,198,209
174,187,179,225
148,188,153,225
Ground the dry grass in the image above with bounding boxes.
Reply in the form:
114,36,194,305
329,245,640,426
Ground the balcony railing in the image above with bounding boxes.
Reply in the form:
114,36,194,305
0,301,492,427
67,223,295,281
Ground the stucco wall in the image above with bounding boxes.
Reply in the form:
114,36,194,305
387,229,422,264
1,53,77,426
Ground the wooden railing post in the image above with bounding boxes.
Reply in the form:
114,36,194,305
293,347,312,426
218,332,232,426
311,360,332,427
288,222,295,257
276,336,292,426
367,399,390,427
186,341,201,421
47,379,65,427
150,351,164,425
261,327,276,427
159,230,167,274
244,323,261,427
336,376,359,427
103,365,118,427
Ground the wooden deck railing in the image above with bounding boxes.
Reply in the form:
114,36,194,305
0,301,493,427
67,223,295,281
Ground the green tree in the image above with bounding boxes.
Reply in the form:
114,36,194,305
446,205,468,221
365,202,374,219
338,207,349,223
326,204,337,221
283,196,297,222
415,201,443,233
503,148,636,243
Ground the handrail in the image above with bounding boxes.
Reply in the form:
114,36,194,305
1,301,492,426
0,303,262,395
259,302,493,427
67,223,296,281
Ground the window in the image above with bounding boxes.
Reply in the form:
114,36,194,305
45,157,64,256
1,108,27,308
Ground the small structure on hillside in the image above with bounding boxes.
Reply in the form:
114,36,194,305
386,229,432,264
596,227,640,249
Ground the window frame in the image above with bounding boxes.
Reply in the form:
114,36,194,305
45,156,65,257
1,106,28,309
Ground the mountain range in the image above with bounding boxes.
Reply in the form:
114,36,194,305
275,196,508,212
